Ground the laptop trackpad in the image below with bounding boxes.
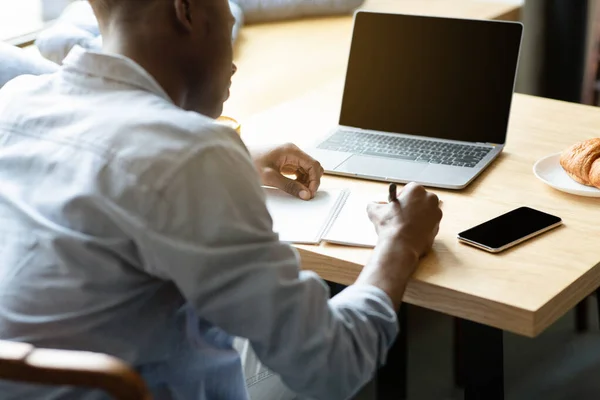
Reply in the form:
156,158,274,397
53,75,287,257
335,155,427,180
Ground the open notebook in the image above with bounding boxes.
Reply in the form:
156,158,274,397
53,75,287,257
264,187,378,247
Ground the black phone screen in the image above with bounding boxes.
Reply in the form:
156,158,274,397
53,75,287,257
458,207,562,250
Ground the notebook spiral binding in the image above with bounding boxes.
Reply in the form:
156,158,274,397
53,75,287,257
317,189,352,243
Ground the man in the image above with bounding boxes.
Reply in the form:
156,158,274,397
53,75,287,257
0,0,442,399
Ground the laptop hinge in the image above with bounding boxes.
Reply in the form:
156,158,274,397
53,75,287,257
477,142,499,147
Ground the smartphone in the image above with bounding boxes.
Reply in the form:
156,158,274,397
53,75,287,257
457,207,562,253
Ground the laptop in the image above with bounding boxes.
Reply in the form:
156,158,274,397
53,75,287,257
310,12,523,189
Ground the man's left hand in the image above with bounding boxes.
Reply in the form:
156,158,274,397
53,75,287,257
251,143,324,200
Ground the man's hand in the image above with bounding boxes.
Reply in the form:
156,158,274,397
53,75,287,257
250,143,324,200
356,183,442,310
367,183,442,259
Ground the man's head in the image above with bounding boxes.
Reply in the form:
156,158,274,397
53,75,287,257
89,0,236,118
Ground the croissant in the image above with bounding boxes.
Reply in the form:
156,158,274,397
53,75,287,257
560,138,600,189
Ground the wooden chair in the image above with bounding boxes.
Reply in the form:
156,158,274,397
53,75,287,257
0,340,152,400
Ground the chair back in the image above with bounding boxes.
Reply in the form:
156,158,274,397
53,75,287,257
0,340,152,400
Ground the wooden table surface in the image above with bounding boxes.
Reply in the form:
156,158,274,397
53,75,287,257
226,0,600,338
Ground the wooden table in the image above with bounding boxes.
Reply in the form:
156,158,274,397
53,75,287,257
226,0,597,339
244,85,600,399
243,87,600,339
226,1,600,399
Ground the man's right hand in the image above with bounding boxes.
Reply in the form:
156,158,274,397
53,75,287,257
367,182,442,259
355,183,443,310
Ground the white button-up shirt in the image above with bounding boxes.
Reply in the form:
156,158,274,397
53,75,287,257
0,47,398,400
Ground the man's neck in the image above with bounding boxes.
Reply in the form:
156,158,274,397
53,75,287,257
102,29,188,109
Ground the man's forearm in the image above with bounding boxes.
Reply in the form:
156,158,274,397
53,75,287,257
355,237,420,310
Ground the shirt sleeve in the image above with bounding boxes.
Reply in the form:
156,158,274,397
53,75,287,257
136,133,398,400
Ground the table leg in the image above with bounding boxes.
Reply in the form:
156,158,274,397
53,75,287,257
453,317,465,388
596,289,600,327
460,319,504,400
327,281,346,297
575,298,589,332
376,303,408,400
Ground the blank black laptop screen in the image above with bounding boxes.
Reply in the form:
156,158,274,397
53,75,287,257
339,12,522,145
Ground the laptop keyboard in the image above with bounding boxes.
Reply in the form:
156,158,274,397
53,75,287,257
318,130,493,168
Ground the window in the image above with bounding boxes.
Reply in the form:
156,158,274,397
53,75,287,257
0,0,73,43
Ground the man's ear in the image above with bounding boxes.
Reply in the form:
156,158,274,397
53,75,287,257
174,0,194,32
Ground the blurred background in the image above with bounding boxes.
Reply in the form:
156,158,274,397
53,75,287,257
3,0,600,107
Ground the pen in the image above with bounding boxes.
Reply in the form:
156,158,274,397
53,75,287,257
388,183,397,203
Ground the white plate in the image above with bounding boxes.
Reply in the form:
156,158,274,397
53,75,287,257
533,153,600,198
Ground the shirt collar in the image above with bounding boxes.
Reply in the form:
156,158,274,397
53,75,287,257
62,46,173,103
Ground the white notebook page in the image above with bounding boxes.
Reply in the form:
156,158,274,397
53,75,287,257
264,187,345,244
322,192,379,248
